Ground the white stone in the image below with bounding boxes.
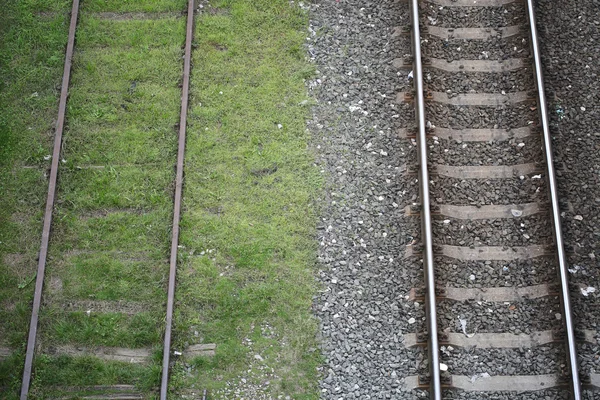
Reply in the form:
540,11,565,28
581,287,596,296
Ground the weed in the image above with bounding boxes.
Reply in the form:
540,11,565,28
0,0,72,394
1,5,188,397
170,0,322,398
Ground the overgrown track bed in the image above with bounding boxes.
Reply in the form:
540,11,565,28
167,1,322,397
1,0,320,398
406,0,599,398
13,0,191,398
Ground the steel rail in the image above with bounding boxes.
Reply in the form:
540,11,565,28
526,1,581,398
160,0,195,398
20,0,80,397
409,0,442,398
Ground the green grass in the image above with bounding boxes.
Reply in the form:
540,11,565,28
56,166,173,209
51,209,171,253
0,4,188,398
81,0,187,13
48,311,161,347
70,47,182,88
50,251,166,301
1,0,321,398
29,354,159,398
63,125,176,165
0,0,71,396
77,17,186,48
170,0,321,398
26,11,186,397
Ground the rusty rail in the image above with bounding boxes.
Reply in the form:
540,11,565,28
20,0,80,398
159,0,195,398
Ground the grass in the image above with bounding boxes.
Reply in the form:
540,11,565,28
25,12,186,398
1,0,321,398
169,0,322,398
51,209,171,253
77,17,186,48
50,311,161,347
80,0,187,13
51,252,165,301
55,167,173,209
0,3,187,398
29,354,159,397
0,0,72,396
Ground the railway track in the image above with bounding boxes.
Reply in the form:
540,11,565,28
11,0,600,398
404,0,600,398
20,0,81,396
160,0,194,398
18,0,196,398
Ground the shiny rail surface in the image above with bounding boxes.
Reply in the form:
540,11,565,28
159,0,195,398
526,0,581,397
409,0,582,398
19,0,81,398
409,0,442,398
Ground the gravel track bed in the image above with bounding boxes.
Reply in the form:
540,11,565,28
562,254,600,326
435,256,557,288
432,214,553,247
306,0,600,396
572,305,600,331
536,0,600,391
583,392,600,400
439,389,572,400
439,345,566,376
436,297,561,334
557,184,600,253
316,63,413,110
394,0,599,396
431,176,548,206
420,4,526,28
309,0,428,397
428,136,544,166
428,104,537,129
424,68,534,93
424,36,530,60
578,342,600,378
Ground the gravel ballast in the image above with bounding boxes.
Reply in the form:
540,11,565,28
432,215,553,247
424,69,534,93
308,0,428,397
421,4,527,28
309,0,600,398
536,0,600,395
435,256,557,288
431,176,548,206
428,136,544,166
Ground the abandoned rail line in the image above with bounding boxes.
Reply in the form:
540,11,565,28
17,0,197,398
